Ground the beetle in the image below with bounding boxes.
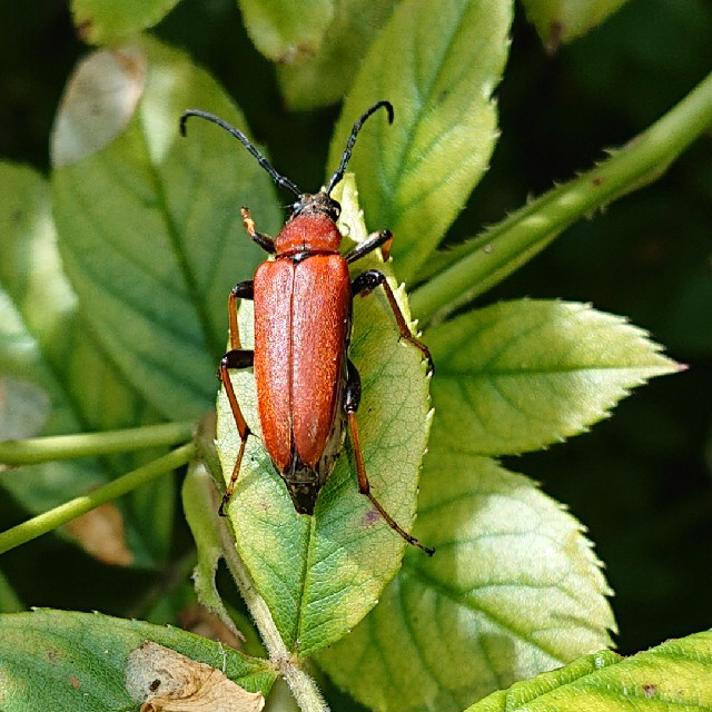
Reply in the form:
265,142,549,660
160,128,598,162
180,101,433,555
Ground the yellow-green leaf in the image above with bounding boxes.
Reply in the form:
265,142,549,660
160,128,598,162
238,0,335,64
429,299,679,456
328,0,512,283
522,0,631,53
467,630,712,712
277,0,398,110
71,0,182,45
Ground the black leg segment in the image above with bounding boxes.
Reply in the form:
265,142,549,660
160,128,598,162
345,229,394,264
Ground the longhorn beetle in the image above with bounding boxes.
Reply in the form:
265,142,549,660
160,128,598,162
180,101,434,555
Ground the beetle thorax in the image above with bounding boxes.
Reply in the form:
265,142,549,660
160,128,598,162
274,212,342,256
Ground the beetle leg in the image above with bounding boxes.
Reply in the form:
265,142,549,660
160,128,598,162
345,229,394,263
241,207,275,254
218,349,254,516
352,270,434,373
228,280,253,350
344,360,435,556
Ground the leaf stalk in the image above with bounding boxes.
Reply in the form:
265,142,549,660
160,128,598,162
0,442,196,555
0,420,196,466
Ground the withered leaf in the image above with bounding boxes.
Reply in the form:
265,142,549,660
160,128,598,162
125,641,265,712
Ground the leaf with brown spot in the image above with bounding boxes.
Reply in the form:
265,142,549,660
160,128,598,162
126,642,265,712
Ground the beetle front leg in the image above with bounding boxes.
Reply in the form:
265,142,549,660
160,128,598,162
344,360,434,556
352,270,434,372
218,349,254,516
241,207,275,254
345,229,394,264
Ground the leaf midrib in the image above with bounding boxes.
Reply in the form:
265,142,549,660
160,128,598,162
136,113,223,362
437,364,670,378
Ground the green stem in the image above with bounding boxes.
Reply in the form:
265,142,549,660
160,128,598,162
410,72,712,324
0,420,195,466
0,442,196,555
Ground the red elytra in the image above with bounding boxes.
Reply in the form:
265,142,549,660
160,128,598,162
180,102,434,554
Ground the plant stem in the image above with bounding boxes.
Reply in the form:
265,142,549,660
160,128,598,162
0,442,195,555
410,71,712,324
0,420,196,466
215,494,330,712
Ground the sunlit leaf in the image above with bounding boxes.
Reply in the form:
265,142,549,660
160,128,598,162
467,630,712,712
328,0,512,282
216,175,432,655
277,0,398,110
0,610,275,711
71,0,182,45
0,162,173,567
51,37,281,419
238,0,334,64
522,0,631,53
428,300,679,456
317,422,614,712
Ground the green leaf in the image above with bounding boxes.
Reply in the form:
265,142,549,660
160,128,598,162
317,426,614,712
216,175,432,656
327,0,512,283
428,300,679,456
466,630,712,712
522,0,631,53
276,0,398,110
238,0,335,64
0,570,23,613
51,37,281,420
71,0,181,45
0,162,173,567
0,609,275,711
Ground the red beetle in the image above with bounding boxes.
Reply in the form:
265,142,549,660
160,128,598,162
180,102,433,554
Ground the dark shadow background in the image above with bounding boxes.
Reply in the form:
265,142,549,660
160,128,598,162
0,0,710,674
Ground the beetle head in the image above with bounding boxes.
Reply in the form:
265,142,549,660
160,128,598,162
289,192,341,223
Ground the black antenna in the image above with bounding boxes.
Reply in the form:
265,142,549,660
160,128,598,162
326,100,394,196
180,109,303,198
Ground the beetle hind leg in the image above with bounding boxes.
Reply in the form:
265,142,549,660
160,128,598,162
218,349,254,516
344,360,434,556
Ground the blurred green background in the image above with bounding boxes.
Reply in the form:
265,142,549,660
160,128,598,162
0,0,710,659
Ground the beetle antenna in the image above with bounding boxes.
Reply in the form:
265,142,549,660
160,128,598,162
326,100,394,196
180,109,303,197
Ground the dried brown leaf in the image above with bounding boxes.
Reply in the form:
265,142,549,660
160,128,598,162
125,641,265,712
65,502,133,566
